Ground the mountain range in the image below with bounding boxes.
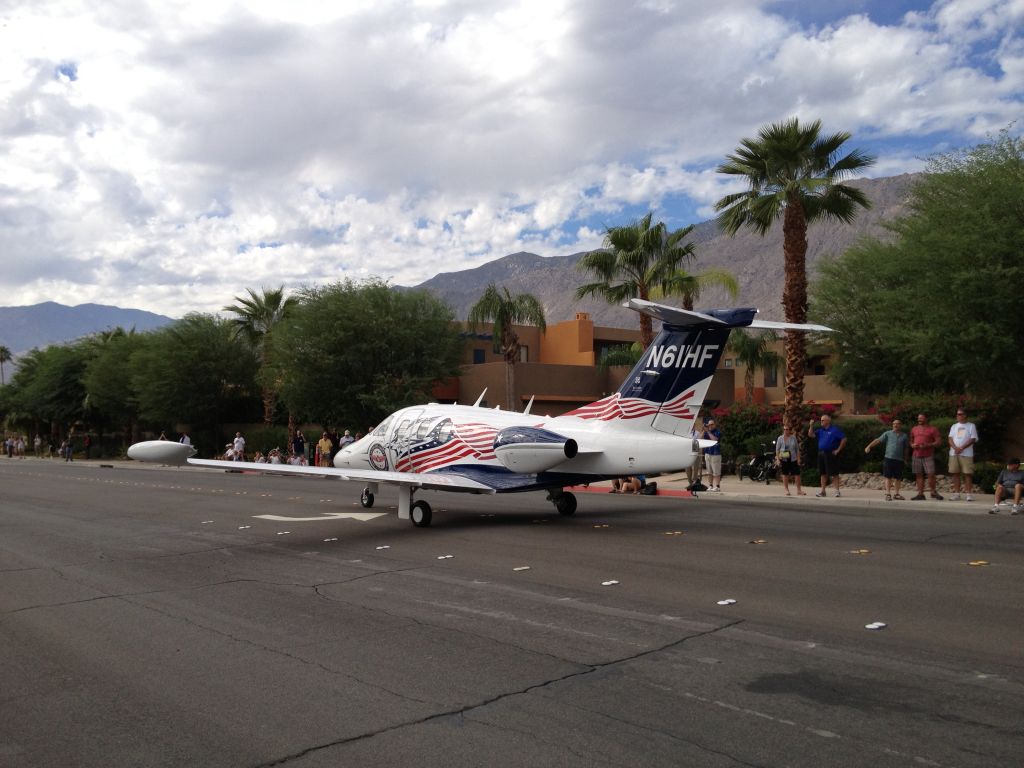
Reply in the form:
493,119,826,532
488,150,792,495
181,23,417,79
412,172,919,328
0,302,174,358
0,172,919,359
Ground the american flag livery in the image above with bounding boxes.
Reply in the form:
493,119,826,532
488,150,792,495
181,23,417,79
394,421,498,473
562,388,697,421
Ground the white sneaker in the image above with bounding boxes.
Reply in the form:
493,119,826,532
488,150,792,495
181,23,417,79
815,491,827,498
965,494,974,502
834,490,842,498
1013,505,1021,515
951,493,961,501
990,505,1001,514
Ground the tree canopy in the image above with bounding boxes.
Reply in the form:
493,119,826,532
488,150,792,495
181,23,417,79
130,314,261,429
811,129,1024,398
223,286,298,425
576,212,698,347
272,279,463,429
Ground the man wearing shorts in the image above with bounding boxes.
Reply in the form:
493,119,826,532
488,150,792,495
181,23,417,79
989,458,1024,515
910,413,943,500
865,418,910,500
809,414,847,497
948,409,979,501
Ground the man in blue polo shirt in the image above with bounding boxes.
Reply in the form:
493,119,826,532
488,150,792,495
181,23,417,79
808,414,847,498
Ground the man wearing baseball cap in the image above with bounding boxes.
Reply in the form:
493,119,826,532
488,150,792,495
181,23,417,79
990,458,1024,514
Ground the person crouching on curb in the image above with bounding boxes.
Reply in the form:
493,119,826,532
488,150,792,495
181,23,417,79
865,418,910,500
775,424,805,496
809,414,847,498
989,458,1024,515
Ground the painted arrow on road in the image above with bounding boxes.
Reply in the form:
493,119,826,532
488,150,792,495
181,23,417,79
253,512,388,522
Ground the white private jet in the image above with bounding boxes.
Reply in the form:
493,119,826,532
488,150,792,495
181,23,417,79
128,299,829,526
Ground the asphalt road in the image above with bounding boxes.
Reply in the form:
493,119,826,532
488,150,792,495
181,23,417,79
1,459,1022,768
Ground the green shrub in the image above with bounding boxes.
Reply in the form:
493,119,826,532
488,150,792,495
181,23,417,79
800,466,819,487
972,461,1006,495
871,392,1014,461
243,425,290,455
742,433,778,456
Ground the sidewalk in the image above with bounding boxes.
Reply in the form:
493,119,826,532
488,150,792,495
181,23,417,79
582,472,1007,517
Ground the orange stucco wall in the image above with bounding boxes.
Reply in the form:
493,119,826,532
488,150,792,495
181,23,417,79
539,314,595,365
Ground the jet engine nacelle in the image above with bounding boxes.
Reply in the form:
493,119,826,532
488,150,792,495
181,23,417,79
127,440,197,465
493,426,578,474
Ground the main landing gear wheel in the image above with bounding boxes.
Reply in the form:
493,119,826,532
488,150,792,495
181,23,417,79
410,500,432,527
360,488,375,508
555,492,577,517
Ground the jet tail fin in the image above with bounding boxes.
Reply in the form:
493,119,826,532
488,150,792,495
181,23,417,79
561,300,829,436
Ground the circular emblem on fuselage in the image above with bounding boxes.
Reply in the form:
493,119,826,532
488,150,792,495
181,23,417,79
368,443,388,471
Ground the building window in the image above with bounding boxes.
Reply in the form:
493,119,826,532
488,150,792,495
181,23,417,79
473,348,485,364
764,366,778,388
723,359,733,368
519,346,529,363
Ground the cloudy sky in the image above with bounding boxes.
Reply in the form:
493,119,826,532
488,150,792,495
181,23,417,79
1,0,1021,317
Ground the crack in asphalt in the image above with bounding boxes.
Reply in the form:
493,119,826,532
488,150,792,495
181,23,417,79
0,576,297,617
249,619,745,767
311,579,596,670
121,592,438,708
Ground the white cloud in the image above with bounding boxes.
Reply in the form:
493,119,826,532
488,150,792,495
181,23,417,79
0,0,1020,315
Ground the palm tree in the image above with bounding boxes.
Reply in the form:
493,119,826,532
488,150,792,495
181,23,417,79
714,117,875,429
0,345,11,386
467,284,547,412
223,286,298,426
575,212,697,348
727,330,782,404
661,268,740,311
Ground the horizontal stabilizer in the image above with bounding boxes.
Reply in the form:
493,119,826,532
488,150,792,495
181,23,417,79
627,299,832,332
748,319,832,332
626,299,728,327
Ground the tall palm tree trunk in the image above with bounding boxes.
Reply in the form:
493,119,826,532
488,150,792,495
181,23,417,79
782,198,809,433
261,387,275,426
504,360,515,412
638,286,654,348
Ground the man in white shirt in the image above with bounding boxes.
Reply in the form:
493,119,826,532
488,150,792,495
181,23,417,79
948,409,979,501
232,432,246,462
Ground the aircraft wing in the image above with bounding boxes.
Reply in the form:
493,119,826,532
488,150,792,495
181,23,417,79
186,458,497,493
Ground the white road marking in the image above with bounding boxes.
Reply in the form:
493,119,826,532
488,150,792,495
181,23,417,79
254,512,387,522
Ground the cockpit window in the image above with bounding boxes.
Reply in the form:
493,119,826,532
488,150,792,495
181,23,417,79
394,419,413,440
373,416,393,437
429,419,454,444
415,418,434,440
